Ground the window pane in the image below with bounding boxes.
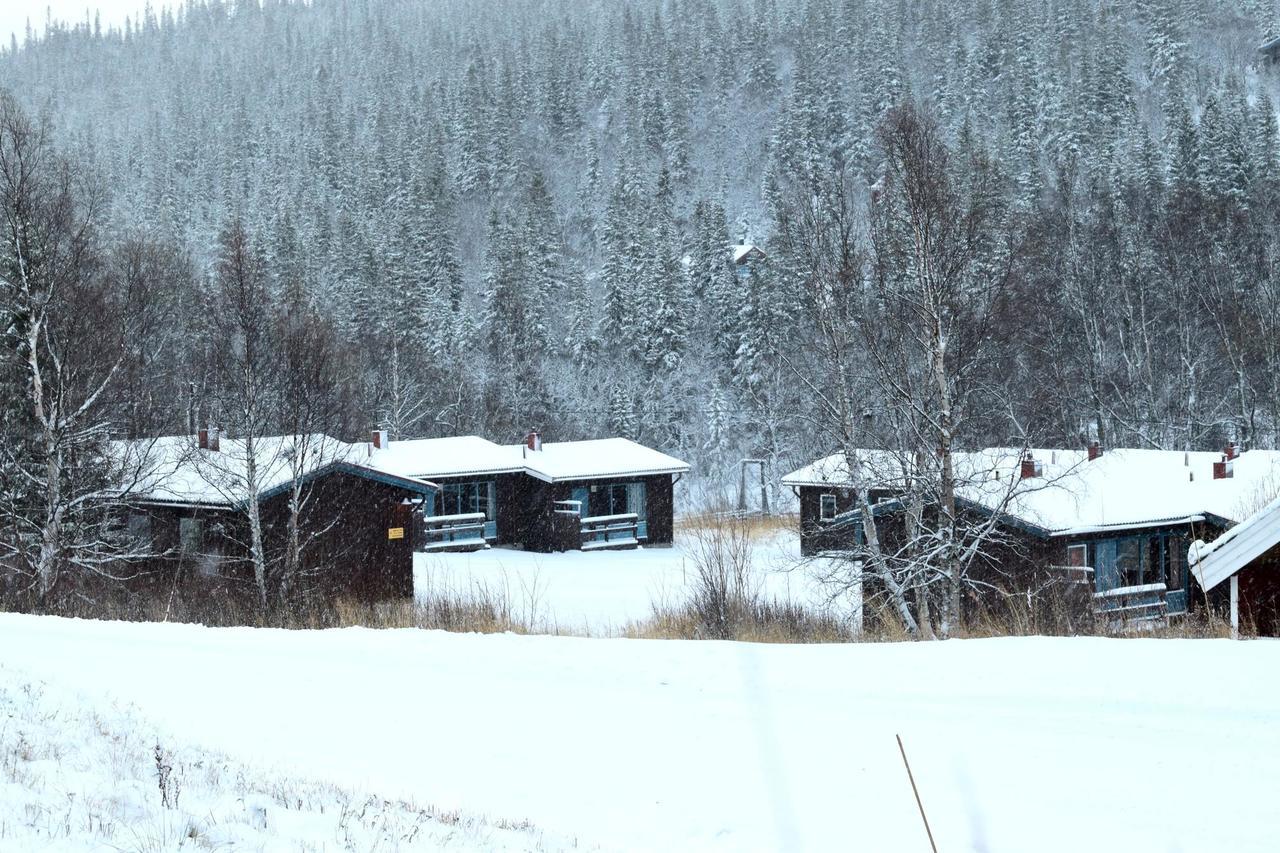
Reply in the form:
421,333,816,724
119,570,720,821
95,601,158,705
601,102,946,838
1166,535,1185,590
179,517,202,555
1116,539,1146,587
820,494,836,521
627,482,646,520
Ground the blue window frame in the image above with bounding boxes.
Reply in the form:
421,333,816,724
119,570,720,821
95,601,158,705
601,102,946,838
1091,532,1189,614
587,481,647,539
427,480,497,539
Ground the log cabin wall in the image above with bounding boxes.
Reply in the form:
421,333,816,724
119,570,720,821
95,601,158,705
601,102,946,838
797,485,859,556
129,471,420,609
496,473,678,552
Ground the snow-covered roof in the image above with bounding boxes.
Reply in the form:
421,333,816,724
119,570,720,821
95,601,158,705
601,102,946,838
518,438,690,482
119,434,437,508
366,436,528,480
1188,492,1280,592
369,435,689,483
783,447,1280,538
731,244,765,264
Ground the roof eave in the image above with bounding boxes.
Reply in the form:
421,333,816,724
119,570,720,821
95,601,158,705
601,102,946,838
531,465,691,484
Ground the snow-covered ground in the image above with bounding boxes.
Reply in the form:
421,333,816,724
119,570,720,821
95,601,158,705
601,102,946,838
415,531,838,633
2,614,1278,852
0,663,565,851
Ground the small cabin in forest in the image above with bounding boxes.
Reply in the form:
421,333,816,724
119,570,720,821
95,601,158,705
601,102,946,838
117,430,436,608
732,243,766,276
1260,35,1280,67
783,443,1280,628
369,431,689,553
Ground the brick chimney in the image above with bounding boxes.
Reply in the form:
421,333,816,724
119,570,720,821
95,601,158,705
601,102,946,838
1020,451,1042,480
371,429,389,451
198,425,220,452
1224,441,1240,461
1213,455,1234,480
1088,440,1103,462
525,430,542,452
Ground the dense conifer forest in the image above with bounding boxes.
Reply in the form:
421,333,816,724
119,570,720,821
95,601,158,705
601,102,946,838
4,0,1280,496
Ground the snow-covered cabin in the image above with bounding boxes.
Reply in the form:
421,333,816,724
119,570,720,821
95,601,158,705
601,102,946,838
1261,35,1280,66
369,431,690,552
731,243,766,272
783,443,1280,619
117,430,437,606
1188,493,1280,635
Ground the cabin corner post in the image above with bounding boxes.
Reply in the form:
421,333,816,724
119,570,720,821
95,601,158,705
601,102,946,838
1230,574,1240,640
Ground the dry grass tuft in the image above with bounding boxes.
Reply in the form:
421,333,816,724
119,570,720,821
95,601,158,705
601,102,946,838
626,599,854,643
675,512,797,541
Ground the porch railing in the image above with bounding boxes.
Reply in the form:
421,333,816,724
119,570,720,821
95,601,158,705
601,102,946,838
1048,564,1095,585
421,512,488,551
580,512,639,550
1092,582,1169,632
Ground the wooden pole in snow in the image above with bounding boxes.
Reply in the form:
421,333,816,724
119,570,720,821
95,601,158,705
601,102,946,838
1230,575,1240,640
896,734,938,853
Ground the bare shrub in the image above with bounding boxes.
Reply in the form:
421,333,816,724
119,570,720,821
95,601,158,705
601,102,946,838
627,517,857,643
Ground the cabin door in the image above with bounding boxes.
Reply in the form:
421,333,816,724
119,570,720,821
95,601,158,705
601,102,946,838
571,486,590,518
1093,539,1119,592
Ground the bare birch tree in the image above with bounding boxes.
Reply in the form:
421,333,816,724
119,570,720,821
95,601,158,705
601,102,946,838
0,91,163,608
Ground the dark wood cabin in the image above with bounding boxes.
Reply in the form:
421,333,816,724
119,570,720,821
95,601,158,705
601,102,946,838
1190,496,1280,636
1261,35,1280,67
420,470,678,553
784,446,1268,629
789,483,1223,629
122,435,436,613
381,432,688,554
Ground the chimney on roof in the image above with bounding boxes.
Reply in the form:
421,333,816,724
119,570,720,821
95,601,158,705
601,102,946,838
198,425,220,452
1020,451,1042,480
1213,455,1234,480
1088,440,1103,462
525,430,542,452
371,429,389,452
1225,441,1240,461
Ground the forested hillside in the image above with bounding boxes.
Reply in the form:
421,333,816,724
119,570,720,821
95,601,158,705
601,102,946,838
4,0,1280,494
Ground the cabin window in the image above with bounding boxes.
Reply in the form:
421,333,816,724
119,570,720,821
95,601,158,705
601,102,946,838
1062,544,1090,583
590,483,638,517
1115,538,1151,587
1165,536,1186,590
127,513,152,545
584,482,648,539
819,494,837,522
1150,533,1187,591
436,481,496,521
179,517,203,555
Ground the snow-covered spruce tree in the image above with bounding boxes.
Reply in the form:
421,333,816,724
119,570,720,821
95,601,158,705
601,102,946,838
9,0,1280,483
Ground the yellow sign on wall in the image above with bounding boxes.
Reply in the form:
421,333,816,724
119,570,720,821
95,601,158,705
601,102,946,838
387,527,405,540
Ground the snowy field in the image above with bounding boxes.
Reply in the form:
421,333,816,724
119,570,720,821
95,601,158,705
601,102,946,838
414,531,838,633
0,664,558,851
2,614,1279,852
